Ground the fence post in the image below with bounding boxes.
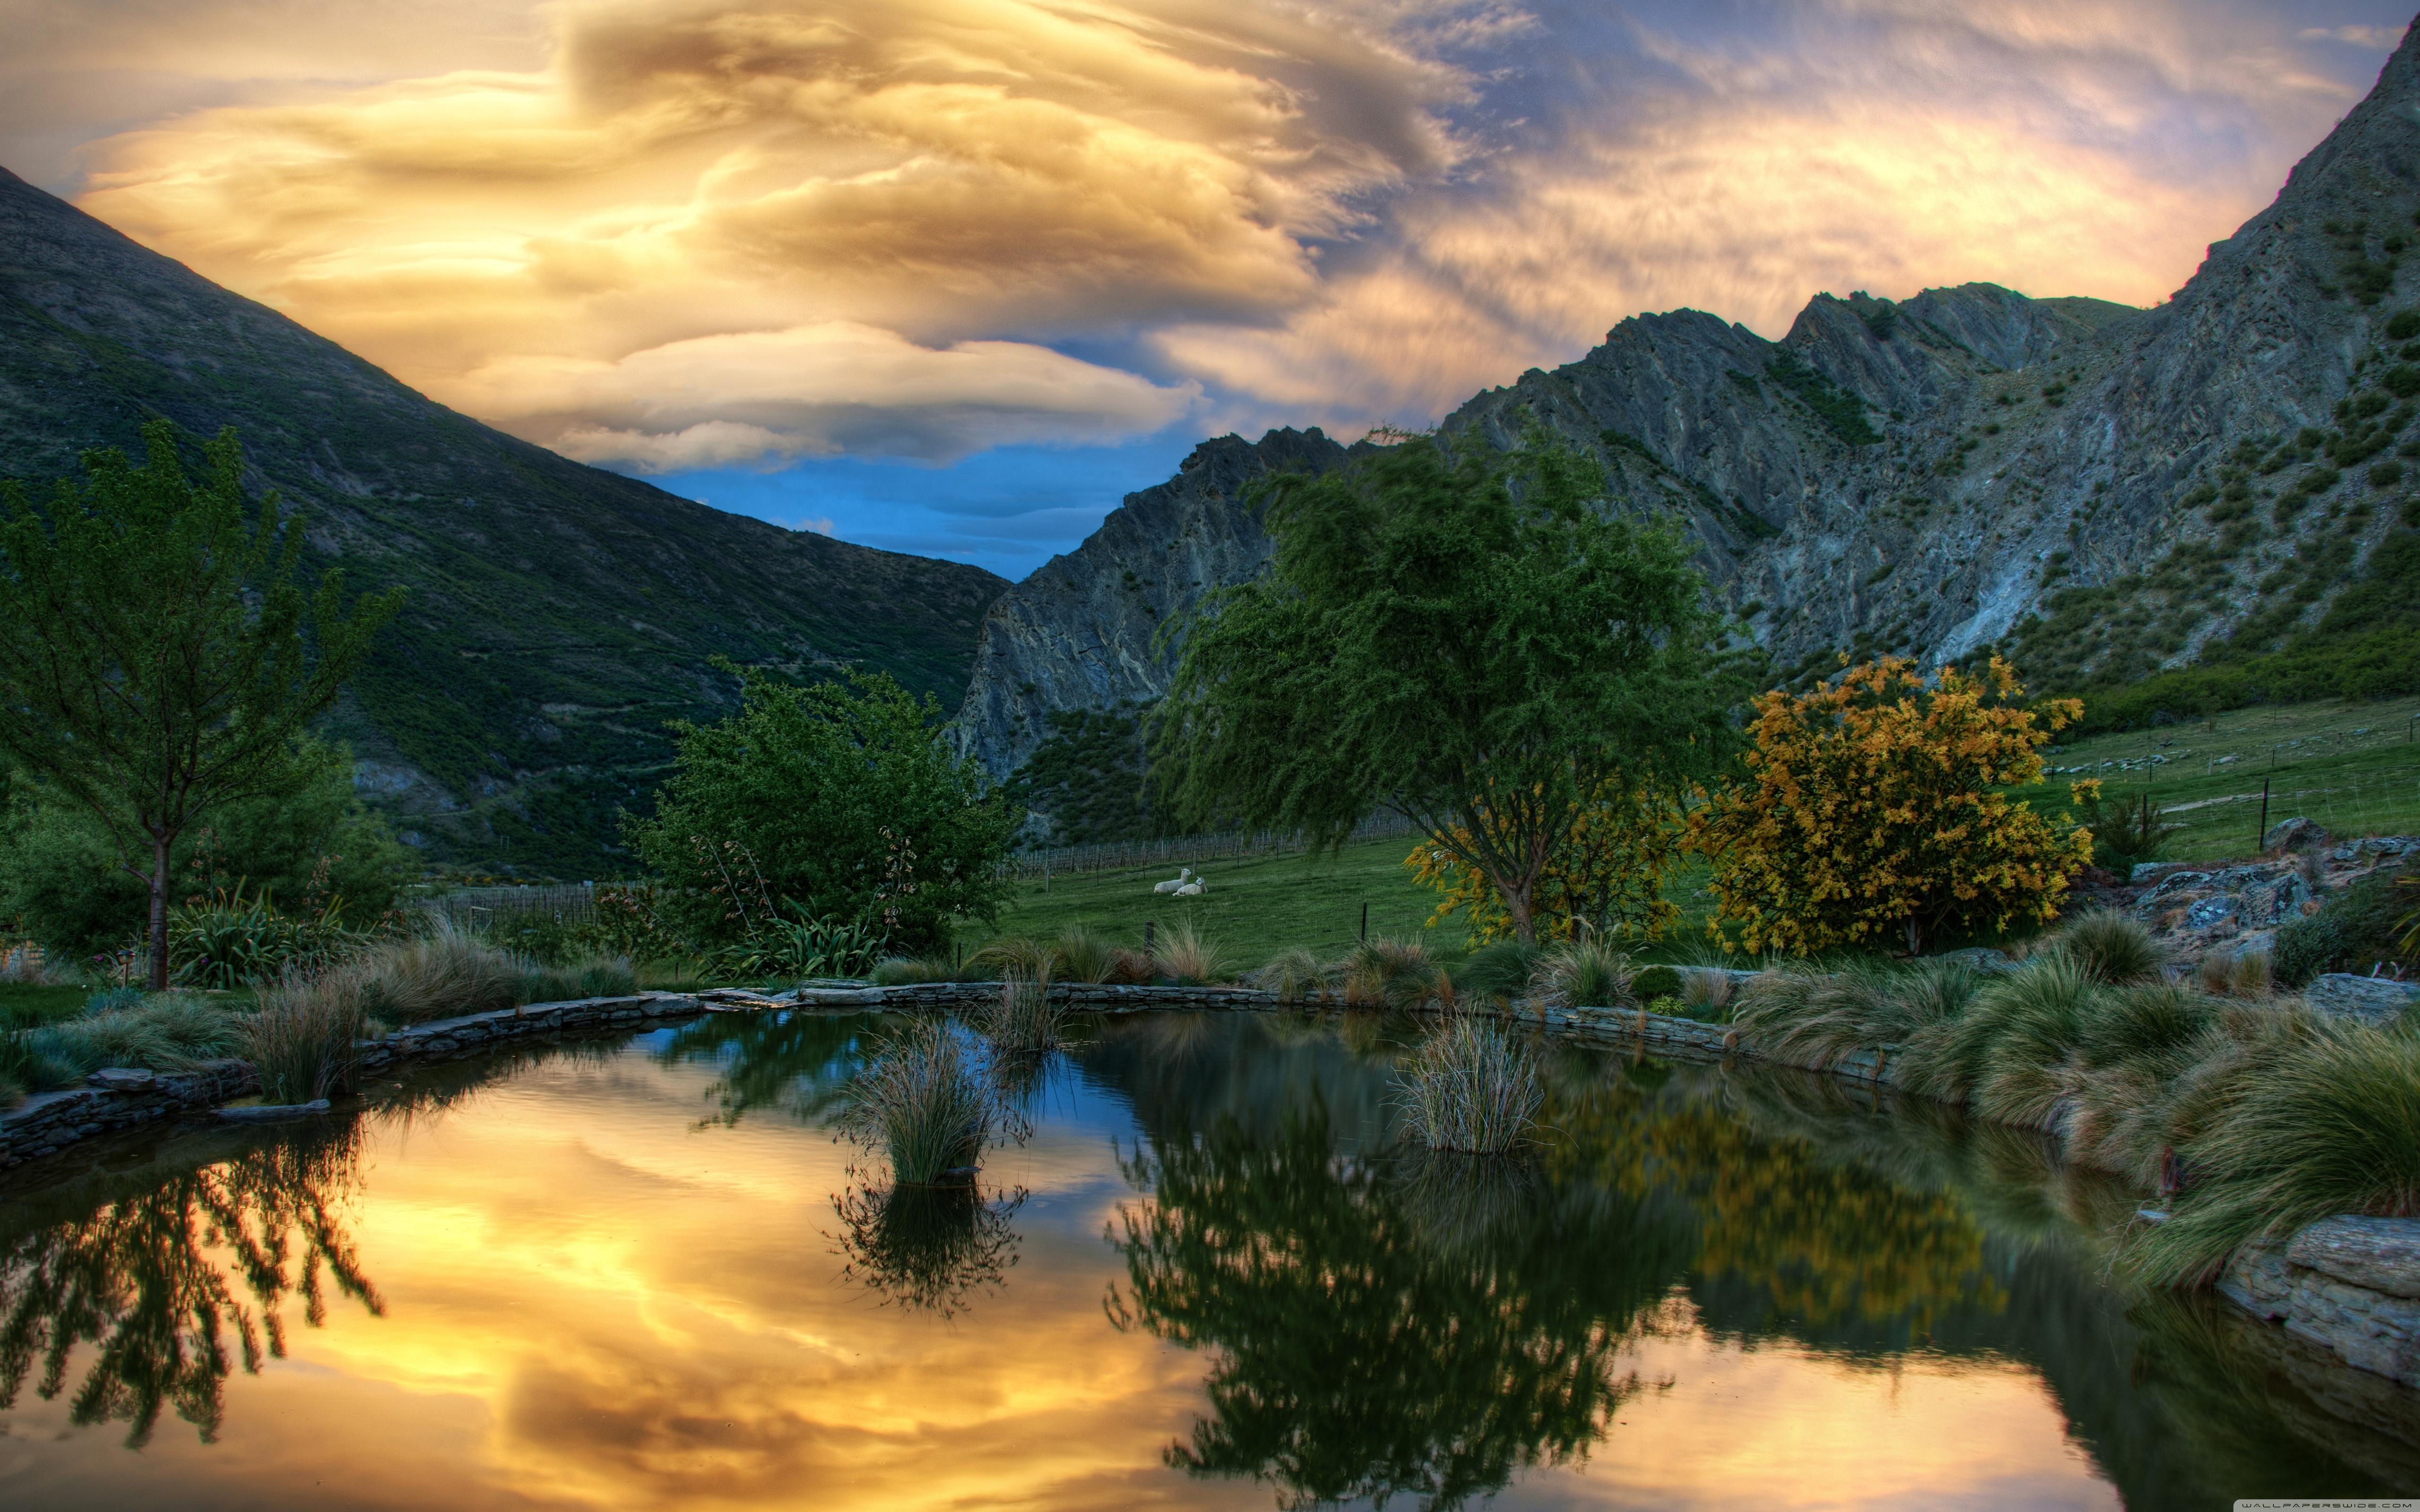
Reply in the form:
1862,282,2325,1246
2256,778,2269,856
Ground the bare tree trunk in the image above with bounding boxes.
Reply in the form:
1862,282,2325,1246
1904,916,1923,957
148,832,172,990
1500,878,1537,945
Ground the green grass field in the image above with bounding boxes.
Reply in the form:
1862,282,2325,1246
2050,693,2420,862
0,982,100,1025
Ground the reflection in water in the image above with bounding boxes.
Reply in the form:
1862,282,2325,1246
0,1123,379,1447
830,1180,1028,1319
654,1009,870,1126
1109,1103,1685,1511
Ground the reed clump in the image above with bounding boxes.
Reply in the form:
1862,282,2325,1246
29,992,242,1076
985,967,1063,1053
1250,946,1333,1005
1347,936,1451,1010
1396,1015,1543,1154
245,967,371,1102
1151,923,1234,986
838,1017,997,1186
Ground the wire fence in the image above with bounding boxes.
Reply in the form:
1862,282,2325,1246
412,883,598,928
2150,765,2420,859
1005,811,1426,880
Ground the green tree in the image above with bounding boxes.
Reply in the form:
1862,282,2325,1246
0,738,411,962
1154,427,1747,943
625,666,1023,953
0,423,404,988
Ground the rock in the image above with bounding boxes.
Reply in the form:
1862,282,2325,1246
86,1067,156,1091
2219,1241,2295,1319
2264,816,2330,854
2289,1217,2420,1299
1930,946,2019,975
216,1100,332,1122
2306,973,2420,1025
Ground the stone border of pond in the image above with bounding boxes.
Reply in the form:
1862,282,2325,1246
3,977,2411,1399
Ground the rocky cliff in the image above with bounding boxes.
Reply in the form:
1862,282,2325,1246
955,22,2420,783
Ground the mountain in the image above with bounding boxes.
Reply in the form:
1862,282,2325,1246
955,26,2420,790
0,166,1006,877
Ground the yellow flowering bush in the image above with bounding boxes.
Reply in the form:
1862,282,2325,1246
1686,656,2094,956
1408,781,1684,944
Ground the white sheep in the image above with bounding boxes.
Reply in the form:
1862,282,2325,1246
1152,868,1193,895
1175,875,1209,896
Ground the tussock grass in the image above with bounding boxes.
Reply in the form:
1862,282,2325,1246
2194,946,2273,998
1250,946,1332,1004
1679,967,1739,1018
1448,941,1540,1007
352,921,526,1023
871,954,958,985
1396,1015,1542,1154
1050,927,1121,984
2129,1024,2420,1287
519,955,639,1004
1526,938,1631,1009
1151,923,1234,985
1737,959,1979,1069
2049,908,2168,986
838,1017,996,1185
30,993,241,1075
1346,936,1451,1010
246,969,370,1102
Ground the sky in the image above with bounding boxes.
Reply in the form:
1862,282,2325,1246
3,1,2411,579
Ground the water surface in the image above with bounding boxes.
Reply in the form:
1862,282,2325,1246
1,1010,2413,1510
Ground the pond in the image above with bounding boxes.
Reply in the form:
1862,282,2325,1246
0,1009,2413,1510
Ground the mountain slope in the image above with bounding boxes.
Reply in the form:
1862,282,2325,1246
0,166,1006,876
954,24,2420,785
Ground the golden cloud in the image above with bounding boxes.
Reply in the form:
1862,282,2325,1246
65,0,1461,461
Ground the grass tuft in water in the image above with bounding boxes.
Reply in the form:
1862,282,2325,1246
838,1017,996,1185
985,968,1063,1054
1396,1015,1543,1154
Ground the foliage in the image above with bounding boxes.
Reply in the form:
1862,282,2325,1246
627,666,1023,954
1733,960,1981,1071
835,1017,1002,1185
1344,936,1450,1009
1250,945,1335,1004
1631,964,1683,1002
707,907,887,983
337,920,610,1024
2073,788,2179,874
1407,780,1685,945
0,739,410,966
1687,657,2094,955
1763,349,1882,446
1443,940,1538,1006
2271,858,2412,986
1156,422,1747,943
983,969,1064,1054
244,969,369,1102
1396,1017,1544,1153
0,422,405,987
1151,922,1235,986
167,883,362,989
1007,704,1159,843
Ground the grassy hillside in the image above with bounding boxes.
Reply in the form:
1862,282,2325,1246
0,166,1005,879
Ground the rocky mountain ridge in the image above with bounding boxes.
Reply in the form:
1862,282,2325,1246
953,23,2420,791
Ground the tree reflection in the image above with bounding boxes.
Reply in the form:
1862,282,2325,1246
1107,1104,1691,1511
830,1179,1028,1319
655,1009,871,1126
0,1123,380,1446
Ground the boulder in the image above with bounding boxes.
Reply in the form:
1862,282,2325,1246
2306,973,2420,1025
2263,816,2329,854
2290,1217,2420,1299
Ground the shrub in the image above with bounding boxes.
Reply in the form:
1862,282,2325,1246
169,883,360,988
2051,909,2167,985
1687,657,2093,955
837,1018,997,1185
2130,1024,2420,1286
1395,1016,1543,1154
245,968,370,1102
29,993,241,1075
2074,789,2178,874
1630,964,1683,1002
1050,927,1120,984
871,955,959,986
1151,923,1233,986
1901,952,2096,1119
1405,782,1685,946
2273,859,2412,985
625,668,1023,954
1527,938,1632,1008
2373,460,2407,489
